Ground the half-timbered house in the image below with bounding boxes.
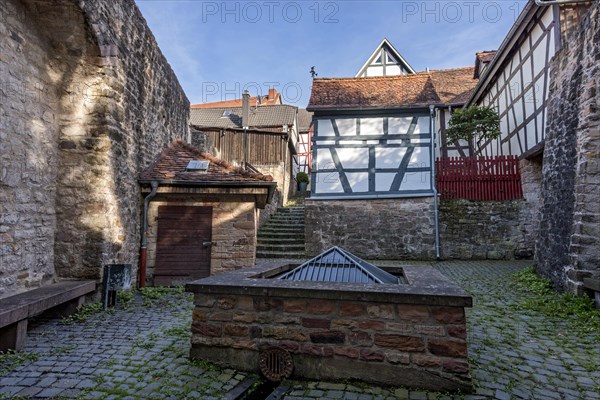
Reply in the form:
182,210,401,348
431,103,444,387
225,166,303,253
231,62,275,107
306,57,477,258
463,0,593,159
459,0,597,293
355,38,416,77
297,109,314,174
308,68,477,200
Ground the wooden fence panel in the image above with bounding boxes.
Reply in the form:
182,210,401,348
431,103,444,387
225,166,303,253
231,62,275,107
436,156,523,201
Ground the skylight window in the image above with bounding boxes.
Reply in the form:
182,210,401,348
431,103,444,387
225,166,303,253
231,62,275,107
222,110,232,117
186,160,210,172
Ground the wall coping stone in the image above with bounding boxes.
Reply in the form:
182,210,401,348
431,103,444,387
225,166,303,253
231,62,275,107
186,263,472,307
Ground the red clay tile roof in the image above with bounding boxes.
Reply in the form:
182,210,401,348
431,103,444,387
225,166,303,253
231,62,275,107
191,89,281,109
139,140,273,183
429,67,479,105
474,50,497,78
307,67,477,110
476,51,497,64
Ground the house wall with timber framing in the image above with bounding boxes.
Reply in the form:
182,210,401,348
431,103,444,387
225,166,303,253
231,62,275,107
311,111,434,199
464,1,598,292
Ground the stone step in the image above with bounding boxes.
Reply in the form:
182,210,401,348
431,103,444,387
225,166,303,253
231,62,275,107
257,237,305,245
258,233,304,244
267,216,304,224
275,211,305,215
256,250,306,259
277,207,305,213
259,226,304,233
256,244,306,252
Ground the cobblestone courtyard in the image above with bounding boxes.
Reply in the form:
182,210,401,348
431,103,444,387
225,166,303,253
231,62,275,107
1,261,599,399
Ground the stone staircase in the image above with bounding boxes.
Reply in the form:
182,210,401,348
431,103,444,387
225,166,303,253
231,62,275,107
256,206,305,259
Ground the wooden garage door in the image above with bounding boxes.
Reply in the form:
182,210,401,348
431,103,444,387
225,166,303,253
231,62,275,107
154,206,212,286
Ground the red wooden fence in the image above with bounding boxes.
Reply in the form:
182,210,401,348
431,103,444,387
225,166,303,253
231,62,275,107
436,156,523,201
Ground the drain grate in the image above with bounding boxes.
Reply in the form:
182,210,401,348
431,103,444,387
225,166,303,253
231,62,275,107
259,347,294,382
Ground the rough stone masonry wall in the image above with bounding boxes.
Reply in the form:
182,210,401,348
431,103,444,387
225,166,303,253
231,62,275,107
146,194,256,284
0,0,189,298
439,199,534,260
305,198,436,259
536,2,599,293
190,293,470,391
306,194,538,261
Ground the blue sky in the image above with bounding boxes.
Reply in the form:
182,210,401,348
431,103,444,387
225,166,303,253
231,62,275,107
136,0,527,108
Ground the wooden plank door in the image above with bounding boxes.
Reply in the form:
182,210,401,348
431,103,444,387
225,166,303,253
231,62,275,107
154,206,212,286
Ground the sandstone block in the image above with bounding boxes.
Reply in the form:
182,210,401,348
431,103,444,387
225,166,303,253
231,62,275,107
374,334,424,352
191,322,222,337
428,339,467,358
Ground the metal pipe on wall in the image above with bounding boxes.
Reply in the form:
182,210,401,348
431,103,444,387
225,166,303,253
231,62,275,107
430,105,441,260
139,181,158,288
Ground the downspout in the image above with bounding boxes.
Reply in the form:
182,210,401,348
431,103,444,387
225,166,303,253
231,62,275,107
139,181,158,288
430,105,441,260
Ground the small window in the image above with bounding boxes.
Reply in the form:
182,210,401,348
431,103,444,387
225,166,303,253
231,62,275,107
373,53,383,65
186,160,210,172
222,110,232,117
386,52,396,64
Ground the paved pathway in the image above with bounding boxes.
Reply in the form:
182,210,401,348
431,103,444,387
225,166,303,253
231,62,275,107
0,289,246,399
1,261,599,399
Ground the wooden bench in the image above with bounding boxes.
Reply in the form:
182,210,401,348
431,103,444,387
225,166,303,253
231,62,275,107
0,280,96,351
583,277,600,309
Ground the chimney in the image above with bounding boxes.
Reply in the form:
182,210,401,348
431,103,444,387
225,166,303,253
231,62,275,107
242,90,250,129
268,88,276,100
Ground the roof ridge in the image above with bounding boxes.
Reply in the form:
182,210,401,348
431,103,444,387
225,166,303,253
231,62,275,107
425,66,475,73
313,74,429,82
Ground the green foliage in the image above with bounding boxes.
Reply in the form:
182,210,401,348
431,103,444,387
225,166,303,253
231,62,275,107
295,171,309,183
446,105,501,147
0,350,39,375
139,286,186,306
188,357,221,371
62,302,103,324
117,289,134,307
162,325,190,340
512,267,600,334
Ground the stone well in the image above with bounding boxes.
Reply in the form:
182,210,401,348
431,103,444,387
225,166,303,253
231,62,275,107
185,256,473,392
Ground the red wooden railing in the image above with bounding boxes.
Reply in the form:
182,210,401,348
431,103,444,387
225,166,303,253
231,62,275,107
436,156,523,201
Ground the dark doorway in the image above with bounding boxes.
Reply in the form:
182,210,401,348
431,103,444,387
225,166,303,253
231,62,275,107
154,206,212,286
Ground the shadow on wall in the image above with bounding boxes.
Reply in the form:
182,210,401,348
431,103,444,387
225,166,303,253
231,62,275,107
0,0,189,297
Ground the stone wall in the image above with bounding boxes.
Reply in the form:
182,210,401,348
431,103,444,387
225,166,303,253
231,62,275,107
306,191,539,261
146,194,257,284
439,200,534,260
305,198,436,260
536,2,599,293
0,0,189,298
188,263,472,392
254,162,295,227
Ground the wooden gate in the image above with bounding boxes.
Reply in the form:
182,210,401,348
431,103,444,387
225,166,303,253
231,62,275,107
154,206,212,286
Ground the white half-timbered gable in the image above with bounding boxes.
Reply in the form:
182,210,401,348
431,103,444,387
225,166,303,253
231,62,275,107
307,69,477,199
356,38,416,78
312,114,433,197
465,2,563,159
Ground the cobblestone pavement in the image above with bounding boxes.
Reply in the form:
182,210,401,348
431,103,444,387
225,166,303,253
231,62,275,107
1,261,599,399
0,289,247,399
279,261,600,400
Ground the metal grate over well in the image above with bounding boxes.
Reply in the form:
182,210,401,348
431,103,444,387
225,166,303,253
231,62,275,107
278,246,403,284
